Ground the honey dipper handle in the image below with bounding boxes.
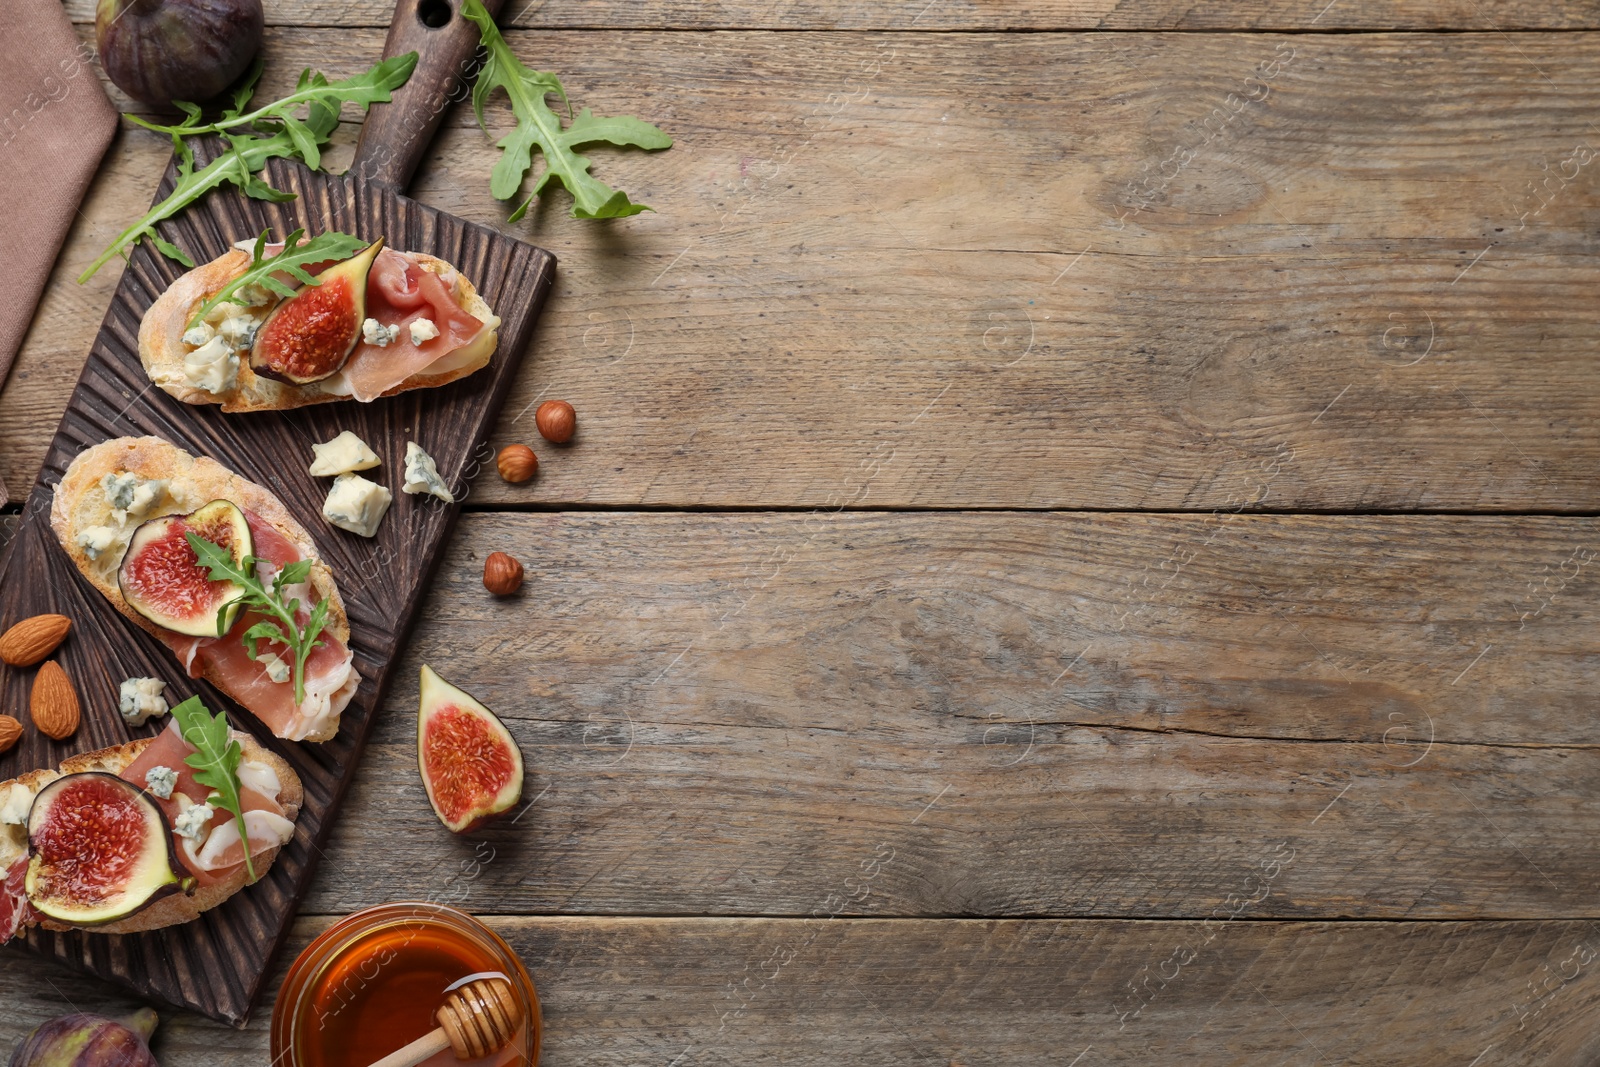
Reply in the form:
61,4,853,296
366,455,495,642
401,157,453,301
366,1025,453,1067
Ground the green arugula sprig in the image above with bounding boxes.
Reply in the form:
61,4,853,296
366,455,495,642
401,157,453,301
80,54,417,282
461,0,672,220
185,228,368,330
169,695,256,883
187,533,331,710
79,125,307,282
129,58,417,171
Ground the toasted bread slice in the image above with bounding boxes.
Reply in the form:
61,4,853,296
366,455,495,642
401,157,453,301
50,436,358,742
0,732,302,935
140,247,500,413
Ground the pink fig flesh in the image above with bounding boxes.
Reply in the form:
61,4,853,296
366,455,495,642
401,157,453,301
416,666,524,834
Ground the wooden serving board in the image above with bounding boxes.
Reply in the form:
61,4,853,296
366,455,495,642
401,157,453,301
0,135,553,1024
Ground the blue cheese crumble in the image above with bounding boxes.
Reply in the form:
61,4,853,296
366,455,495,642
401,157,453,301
144,766,178,800
401,441,454,503
409,317,440,345
217,313,259,350
362,318,400,347
258,651,291,684
102,472,166,522
309,430,381,477
184,335,240,395
323,473,393,538
77,524,118,561
173,798,215,842
118,676,169,726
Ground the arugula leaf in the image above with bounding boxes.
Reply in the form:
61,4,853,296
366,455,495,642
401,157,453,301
241,619,293,661
187,532,331,709
80,53,417,282
276,559,314,590
169,695,256,883
185,228,369,329
78,129,306,282
127,54,419,172
460,0,672,220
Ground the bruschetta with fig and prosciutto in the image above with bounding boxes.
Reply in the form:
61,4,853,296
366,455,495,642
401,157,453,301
0,708,302,941
140,232,501,413
51,436,359,742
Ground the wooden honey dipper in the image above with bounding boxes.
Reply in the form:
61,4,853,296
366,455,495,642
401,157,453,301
368,976,524,1067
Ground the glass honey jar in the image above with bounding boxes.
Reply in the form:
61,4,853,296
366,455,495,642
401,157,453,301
271,902,541,1067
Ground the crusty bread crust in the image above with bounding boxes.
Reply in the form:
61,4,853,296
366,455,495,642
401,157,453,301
49,436,354,743
3,732,302,935
140,248,500,413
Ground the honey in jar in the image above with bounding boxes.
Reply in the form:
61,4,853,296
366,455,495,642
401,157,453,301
272,903,541,1067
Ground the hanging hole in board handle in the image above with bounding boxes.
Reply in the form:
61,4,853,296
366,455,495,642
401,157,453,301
417,0,453,28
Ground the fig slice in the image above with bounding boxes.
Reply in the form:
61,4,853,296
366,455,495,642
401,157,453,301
417,665,525,834
249,238,384,385
119,499,254,637
25,773,189,926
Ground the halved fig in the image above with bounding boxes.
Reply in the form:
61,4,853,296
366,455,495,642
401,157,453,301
25,773,188,926
417,665,525,834
119,499,253,637
249,239,384,385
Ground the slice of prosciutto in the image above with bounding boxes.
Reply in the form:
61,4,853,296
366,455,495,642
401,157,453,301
337,248,488,402
0,855,36,943
157,509,357,742
120,718,291,888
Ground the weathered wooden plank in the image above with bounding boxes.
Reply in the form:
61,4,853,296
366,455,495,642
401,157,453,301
60,0,1600,30
404,511,1595,749
6,916,1600,1062
280,512,1600,919
12,30,1600,509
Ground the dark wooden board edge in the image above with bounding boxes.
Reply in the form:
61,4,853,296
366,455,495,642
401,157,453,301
0,146,555,1026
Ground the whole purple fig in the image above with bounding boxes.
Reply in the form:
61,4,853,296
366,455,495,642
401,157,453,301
8,1010,158,1067
95,0,263,108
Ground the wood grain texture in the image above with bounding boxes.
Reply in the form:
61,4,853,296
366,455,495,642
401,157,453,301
60,0,1600,30
0,150,553,1025
271,512,1600,920
11,30,1600,510
7,915,1600,1065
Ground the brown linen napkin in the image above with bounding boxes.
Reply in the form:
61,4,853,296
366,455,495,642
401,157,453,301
0,0,118,505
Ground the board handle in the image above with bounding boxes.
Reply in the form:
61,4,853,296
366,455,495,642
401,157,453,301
350,0,508,191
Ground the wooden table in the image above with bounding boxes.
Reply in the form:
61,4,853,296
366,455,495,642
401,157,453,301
4,0,1600,1062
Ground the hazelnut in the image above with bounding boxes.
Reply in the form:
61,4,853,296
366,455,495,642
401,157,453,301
483,551,524,596
535,400,576,445
497,444,538,484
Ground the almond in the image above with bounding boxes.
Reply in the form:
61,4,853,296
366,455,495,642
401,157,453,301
0,716,20,753
31,661,80,740
0,614,71,667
